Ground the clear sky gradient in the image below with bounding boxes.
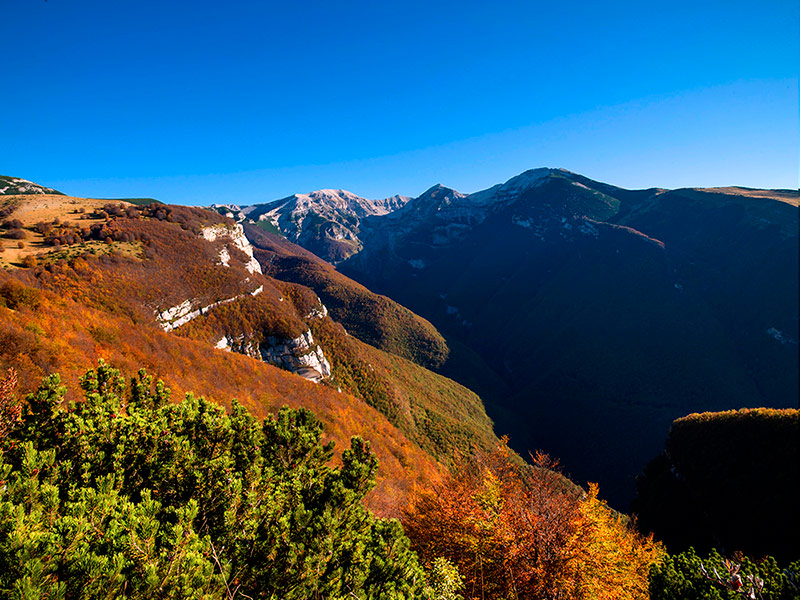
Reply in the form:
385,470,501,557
1,0,797,204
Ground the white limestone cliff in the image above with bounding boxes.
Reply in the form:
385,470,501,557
214,329,331,383
201,224,262,275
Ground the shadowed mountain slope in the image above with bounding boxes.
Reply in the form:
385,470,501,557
330,168,799,508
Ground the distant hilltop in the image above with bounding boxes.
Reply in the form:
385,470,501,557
0,175,63,196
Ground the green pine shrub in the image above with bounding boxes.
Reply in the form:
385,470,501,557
0,362,430,599
650,548,800,600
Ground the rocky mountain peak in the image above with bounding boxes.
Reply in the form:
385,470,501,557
419,183,463,199
402,184,466,213
501,167,560,190
467,167,568,206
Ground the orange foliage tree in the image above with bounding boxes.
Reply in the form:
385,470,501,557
401,440,663,600
0,368,20,440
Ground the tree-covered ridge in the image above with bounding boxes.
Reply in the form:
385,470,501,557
1,194,473,511
0,363,432,599
245,224,449,370
633,408,800,564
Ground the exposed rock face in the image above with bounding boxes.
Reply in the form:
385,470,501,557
201,224,263,274
155,286,263,332
215,329,332,383
155,294,247,332
305,300,328,320
258,329,331,383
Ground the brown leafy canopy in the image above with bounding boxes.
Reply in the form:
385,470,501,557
0,270,441,516
0,279,42,311
403,440,663,600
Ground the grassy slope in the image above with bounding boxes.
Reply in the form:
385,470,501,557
1,194,126,268
309,317,498,462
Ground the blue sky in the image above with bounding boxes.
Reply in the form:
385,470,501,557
1,0,797,204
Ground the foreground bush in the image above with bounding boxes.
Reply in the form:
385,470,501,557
0,363,428,599
649,548,800,600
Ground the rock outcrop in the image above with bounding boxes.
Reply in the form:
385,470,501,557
155,283,264,332
215,329,331,383
201,223,262,274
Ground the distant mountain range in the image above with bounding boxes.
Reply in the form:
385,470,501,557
226,167,799,508
212,189,409,263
